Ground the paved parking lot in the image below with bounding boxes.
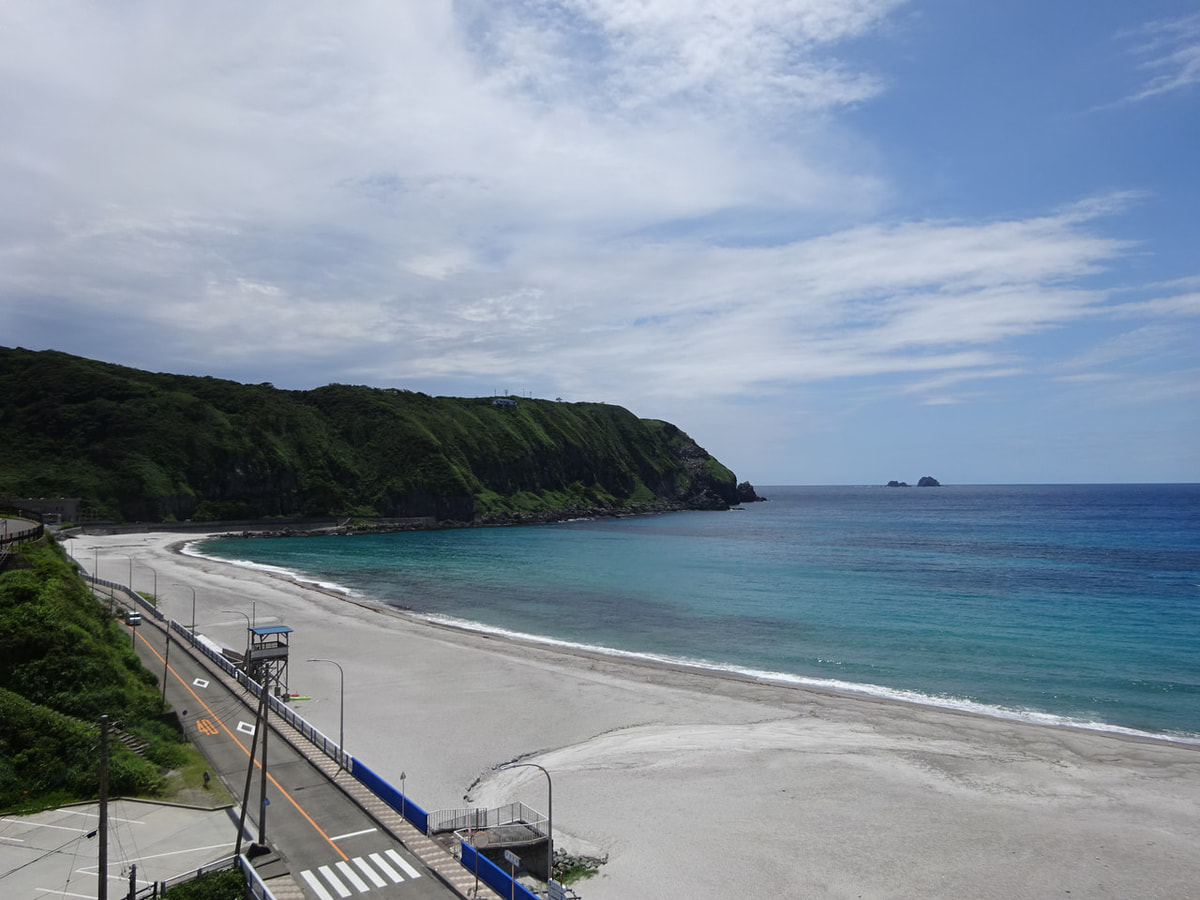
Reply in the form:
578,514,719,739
0,798,237,899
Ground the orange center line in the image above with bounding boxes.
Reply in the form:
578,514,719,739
136,625,349,861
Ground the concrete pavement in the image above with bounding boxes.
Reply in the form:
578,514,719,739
0,799,236,900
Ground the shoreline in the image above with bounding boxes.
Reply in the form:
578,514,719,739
67,529,1200,900
178,533,1200,750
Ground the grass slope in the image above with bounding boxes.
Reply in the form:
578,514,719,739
0,541,207,812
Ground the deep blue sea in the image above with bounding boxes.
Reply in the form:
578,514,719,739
193,485,1200,741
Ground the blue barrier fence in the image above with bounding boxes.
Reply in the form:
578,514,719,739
460,841,542,900
73,555,537,900
349,758,430,834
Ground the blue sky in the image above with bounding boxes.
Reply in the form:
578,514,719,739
1,1,1197,484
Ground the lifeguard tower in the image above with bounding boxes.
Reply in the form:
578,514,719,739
246,624,292,695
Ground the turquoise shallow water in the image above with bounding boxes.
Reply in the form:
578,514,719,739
194,484,1200,740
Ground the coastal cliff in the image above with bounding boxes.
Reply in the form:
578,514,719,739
0,347,748,524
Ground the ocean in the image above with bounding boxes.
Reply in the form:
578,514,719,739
192,484,1200,741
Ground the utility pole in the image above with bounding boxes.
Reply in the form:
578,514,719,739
160,630,171,709
98,715,109,900
258,673,269,847
234,683,269,858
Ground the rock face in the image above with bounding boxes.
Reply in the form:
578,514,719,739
736,481,763,503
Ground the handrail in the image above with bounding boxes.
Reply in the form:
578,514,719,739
427,801,546,836
68,550,535,899
0,515,44,548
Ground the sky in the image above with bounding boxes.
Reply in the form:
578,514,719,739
2,1,1198,485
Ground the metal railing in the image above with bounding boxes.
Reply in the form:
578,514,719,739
428,801,546,837
0,512,44,548
69,552,540,898
125,854,276,899
163,618,353,773
67,550,351,776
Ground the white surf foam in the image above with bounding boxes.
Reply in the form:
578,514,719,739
414,611,1200,747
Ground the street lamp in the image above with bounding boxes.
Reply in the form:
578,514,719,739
221,609,252,670
174,584,197,633
137,564,157,605
500,762,553,885
306,658,345,769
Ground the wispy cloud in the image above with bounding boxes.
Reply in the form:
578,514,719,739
1110,292,1200,319
464,0,902,116
1120,11,1200,102
0,2,1196,482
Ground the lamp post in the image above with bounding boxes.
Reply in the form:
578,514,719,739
174,584,197,634
306,658,345,769
137,564,157,605
500,762,553,885
221,609,252,673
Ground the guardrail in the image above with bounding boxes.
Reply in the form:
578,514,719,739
126,854,277,900
428,802,545,837
458,841,542,900
1,512,44,549
349,757,430,834
72,552,538,900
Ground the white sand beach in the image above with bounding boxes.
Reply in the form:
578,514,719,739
68,530,1200,900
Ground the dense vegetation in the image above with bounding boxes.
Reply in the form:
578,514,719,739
162,867,245,900
0,347,750,523
0,541,191,811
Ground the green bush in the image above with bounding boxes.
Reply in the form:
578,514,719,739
163,867,245,900
0,541,182,810
0,347,744,522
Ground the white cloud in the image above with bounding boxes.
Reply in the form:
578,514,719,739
1111,292,1200,319
1121,11,1200,102
0,1,1195,485
464,0,900,116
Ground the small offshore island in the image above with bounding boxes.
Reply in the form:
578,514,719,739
886,475,941,487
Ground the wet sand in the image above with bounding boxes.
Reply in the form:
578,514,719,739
69,530,1200,900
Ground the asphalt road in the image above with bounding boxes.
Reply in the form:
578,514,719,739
130,616,459,900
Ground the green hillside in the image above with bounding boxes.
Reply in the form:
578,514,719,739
0,541,194,811
0,347,750,523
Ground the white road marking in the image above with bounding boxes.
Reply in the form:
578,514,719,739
335,860,370,893
368,852,403,883
237,721,256,735
385,848,422,879
330,827,377,841
100,841,234,864
318,864,352,898
54,809,144,824
353,857,387,887
193,678,210,688
301,869,336,900
0,821,85,833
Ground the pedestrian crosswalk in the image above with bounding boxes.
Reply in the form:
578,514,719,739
300,848,422,900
